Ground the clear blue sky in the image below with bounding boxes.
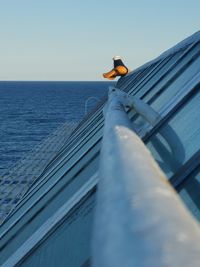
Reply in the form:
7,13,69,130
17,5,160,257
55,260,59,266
0,0,199,81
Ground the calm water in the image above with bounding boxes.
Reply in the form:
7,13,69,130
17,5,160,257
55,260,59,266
0,81,112,174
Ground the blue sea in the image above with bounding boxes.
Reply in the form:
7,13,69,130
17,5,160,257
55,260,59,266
0,81,113,175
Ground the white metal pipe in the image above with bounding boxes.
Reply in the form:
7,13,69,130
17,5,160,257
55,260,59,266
84,97,100,115
92,89,200,267
130,95,161,126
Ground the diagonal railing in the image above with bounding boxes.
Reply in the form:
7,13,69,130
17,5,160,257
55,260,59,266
92,87,200,267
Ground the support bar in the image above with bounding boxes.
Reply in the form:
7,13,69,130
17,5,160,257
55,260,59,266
92,88,200,267
130,95,161,126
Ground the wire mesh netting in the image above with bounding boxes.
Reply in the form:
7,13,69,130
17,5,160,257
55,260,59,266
0,121,78,225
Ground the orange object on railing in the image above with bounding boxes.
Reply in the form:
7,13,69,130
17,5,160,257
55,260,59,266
103,56,129,80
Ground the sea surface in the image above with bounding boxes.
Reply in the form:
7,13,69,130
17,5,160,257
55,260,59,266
0,81,113,175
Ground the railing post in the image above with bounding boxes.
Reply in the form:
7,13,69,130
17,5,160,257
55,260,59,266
92,88,200,267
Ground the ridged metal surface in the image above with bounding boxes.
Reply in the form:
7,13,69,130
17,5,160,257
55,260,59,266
0,121,77,224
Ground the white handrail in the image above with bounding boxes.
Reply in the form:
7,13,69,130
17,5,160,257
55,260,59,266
84,97,100,115
92,88,200,267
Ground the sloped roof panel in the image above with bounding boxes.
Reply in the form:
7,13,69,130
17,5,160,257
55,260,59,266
1,31,200,266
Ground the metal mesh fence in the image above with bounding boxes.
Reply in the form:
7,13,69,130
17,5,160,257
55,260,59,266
0,121,78,224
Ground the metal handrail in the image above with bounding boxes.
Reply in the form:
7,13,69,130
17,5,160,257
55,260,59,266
92,87,200,267
84,97,100,115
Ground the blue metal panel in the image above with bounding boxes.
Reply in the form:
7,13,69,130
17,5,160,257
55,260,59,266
20,193,95,267
146,89,200,177
151,55,200,112
143,43,200,105
178,167,200,221
0,144,100,264
135,51,183,98
1,123,103,235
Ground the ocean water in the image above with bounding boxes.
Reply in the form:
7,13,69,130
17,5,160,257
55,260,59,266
0,81,112,175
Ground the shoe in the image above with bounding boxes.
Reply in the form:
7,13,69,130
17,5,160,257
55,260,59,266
103,69,117,80
103,56,129,80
